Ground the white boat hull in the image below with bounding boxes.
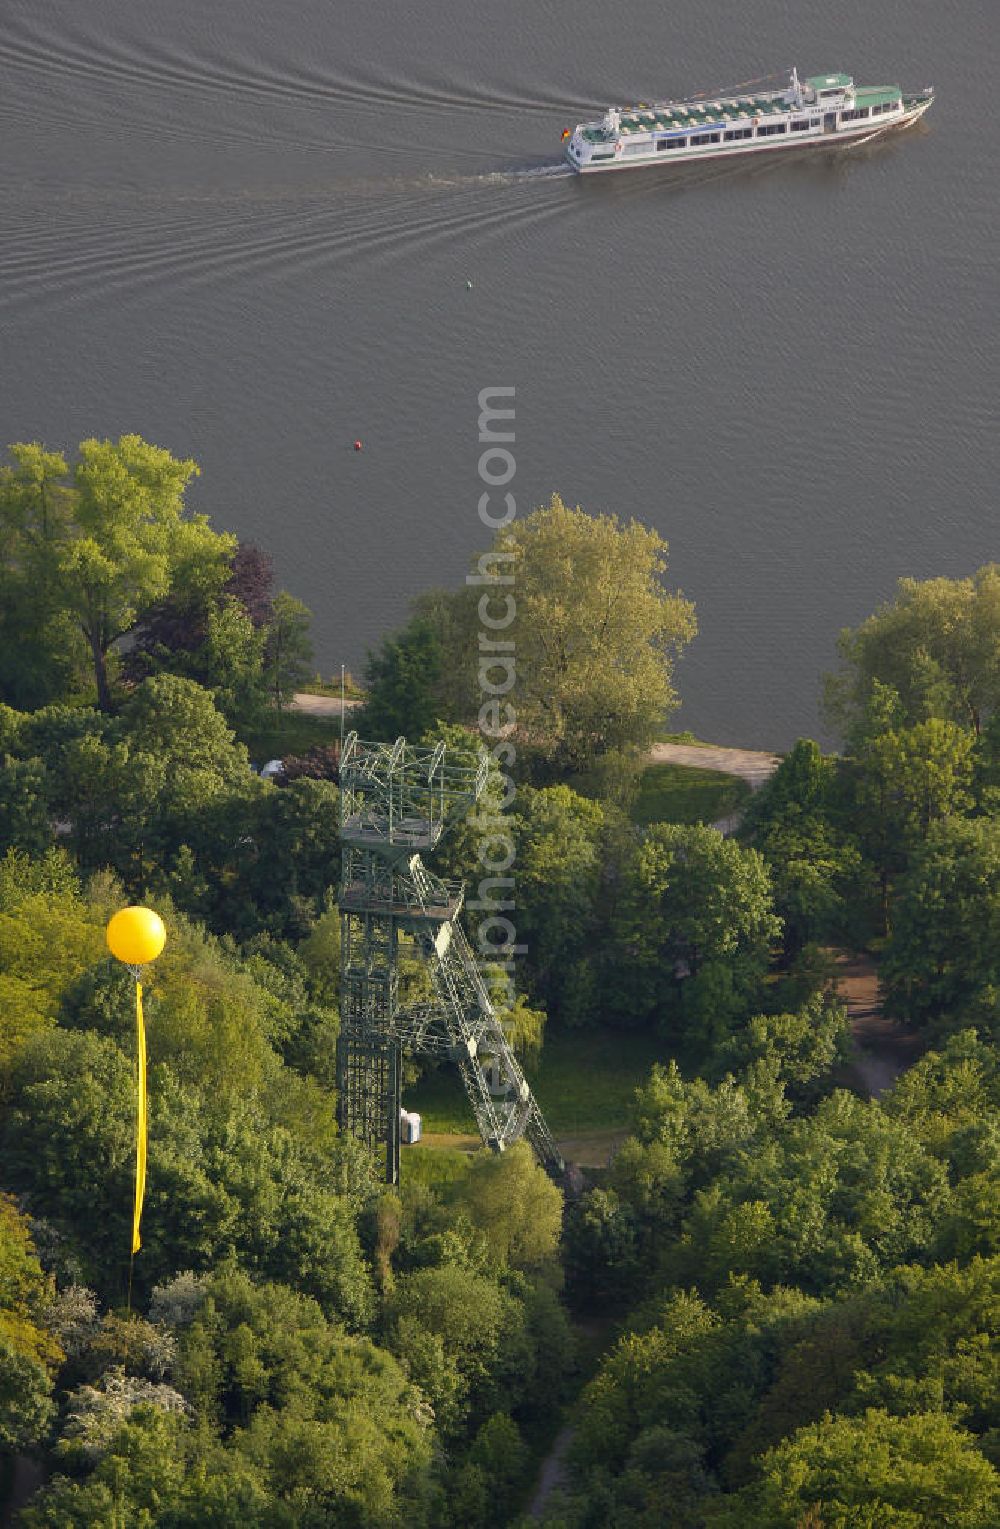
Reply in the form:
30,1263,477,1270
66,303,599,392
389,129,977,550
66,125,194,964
565,88,933,175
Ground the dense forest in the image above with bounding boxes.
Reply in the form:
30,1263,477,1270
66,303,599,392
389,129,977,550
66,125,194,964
0,438,998,1526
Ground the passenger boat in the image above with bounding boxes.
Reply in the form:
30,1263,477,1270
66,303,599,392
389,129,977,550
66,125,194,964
563,69,934,174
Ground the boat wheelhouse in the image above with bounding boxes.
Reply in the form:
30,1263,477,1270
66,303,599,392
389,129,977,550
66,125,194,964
564,68,934,174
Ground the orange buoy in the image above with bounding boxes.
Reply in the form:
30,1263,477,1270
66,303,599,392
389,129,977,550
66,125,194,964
561,127,571,140
353,439,363,452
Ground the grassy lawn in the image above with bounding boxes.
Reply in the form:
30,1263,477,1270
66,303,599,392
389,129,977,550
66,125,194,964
655,728,712,745
406,1025,666,1138
237,711,343,766
299,674,366,700
402,1143,475,1187
631,762,751,827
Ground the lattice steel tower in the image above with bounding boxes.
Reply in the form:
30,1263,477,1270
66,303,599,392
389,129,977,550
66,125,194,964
336,732,562,1183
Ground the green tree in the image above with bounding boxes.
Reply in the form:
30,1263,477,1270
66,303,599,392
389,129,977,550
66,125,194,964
448,1142,563,1271
513,784,605,1024
0,444,83,707
490,495,696,770
611,823,781,1046
715,992,851,1108
826,565,1000,739
123,543,273,726
386,1264,525,1435
2,1031,137,1284
742,740,867,953
263,591,313,710
167,1267,413,1445
235,778,341,932
671,1092,948,1296
122,674,251,800
197,595,268,725
630,1059,778,1177
2,1023,372,1320
859,718,976,843
462,1412,528,1527
0,1194,60,1450
0,753,52,858
882,816,1000,1037
571,1291,719,1475
20,1407,280,1527
361,613,449,739
1,437,236,711
45,677,255,881
0,862,105,1085
562,1187,640,1310
716,1408,1000,1528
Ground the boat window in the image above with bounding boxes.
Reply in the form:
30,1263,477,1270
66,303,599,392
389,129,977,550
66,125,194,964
819,89,841,99
757,122,787,136
590,151,614,161
723,127,753,141
657,136,687,150
690,131,721,145
811,117,821,126
791,118,810,131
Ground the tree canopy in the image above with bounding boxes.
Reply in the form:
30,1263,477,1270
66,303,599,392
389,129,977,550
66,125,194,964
359,494,696,773
493,494,696,770
0,437,234,711
826,565,1000,741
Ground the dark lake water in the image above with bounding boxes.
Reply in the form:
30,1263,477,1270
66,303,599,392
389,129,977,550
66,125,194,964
2,0,995,747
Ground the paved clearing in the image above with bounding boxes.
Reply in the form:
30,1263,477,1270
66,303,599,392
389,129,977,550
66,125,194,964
648,741,782,789
290,692,361,716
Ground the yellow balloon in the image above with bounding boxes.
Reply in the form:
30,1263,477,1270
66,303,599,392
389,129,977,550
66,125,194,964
106,907,167,967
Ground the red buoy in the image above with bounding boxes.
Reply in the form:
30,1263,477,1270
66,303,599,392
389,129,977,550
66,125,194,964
353,439,363,452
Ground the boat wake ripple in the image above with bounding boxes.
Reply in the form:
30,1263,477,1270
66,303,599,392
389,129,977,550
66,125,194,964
0,177,577,321
0,10,597,126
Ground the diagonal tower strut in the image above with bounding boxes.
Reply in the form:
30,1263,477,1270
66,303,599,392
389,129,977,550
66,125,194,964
336,732,562,1183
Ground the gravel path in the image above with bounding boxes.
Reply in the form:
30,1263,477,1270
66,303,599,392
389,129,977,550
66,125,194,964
528,1424,574,1518
833,950,922,1097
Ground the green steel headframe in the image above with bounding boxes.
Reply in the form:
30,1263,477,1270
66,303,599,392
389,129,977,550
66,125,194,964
336,732,562,1183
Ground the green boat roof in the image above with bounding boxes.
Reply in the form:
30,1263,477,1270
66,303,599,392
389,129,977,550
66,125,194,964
611,94,793,134
579,75,907,141
807,73,852,89
854,85,902,107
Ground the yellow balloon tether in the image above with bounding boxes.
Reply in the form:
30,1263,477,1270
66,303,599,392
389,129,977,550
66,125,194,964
106,908,166,1257
133,977,147,1255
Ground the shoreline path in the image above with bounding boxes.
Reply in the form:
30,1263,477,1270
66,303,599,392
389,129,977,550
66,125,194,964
290,692,361,716
289,697,785,795
648,740,781,833
288,702,783,837
648,739,782,789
